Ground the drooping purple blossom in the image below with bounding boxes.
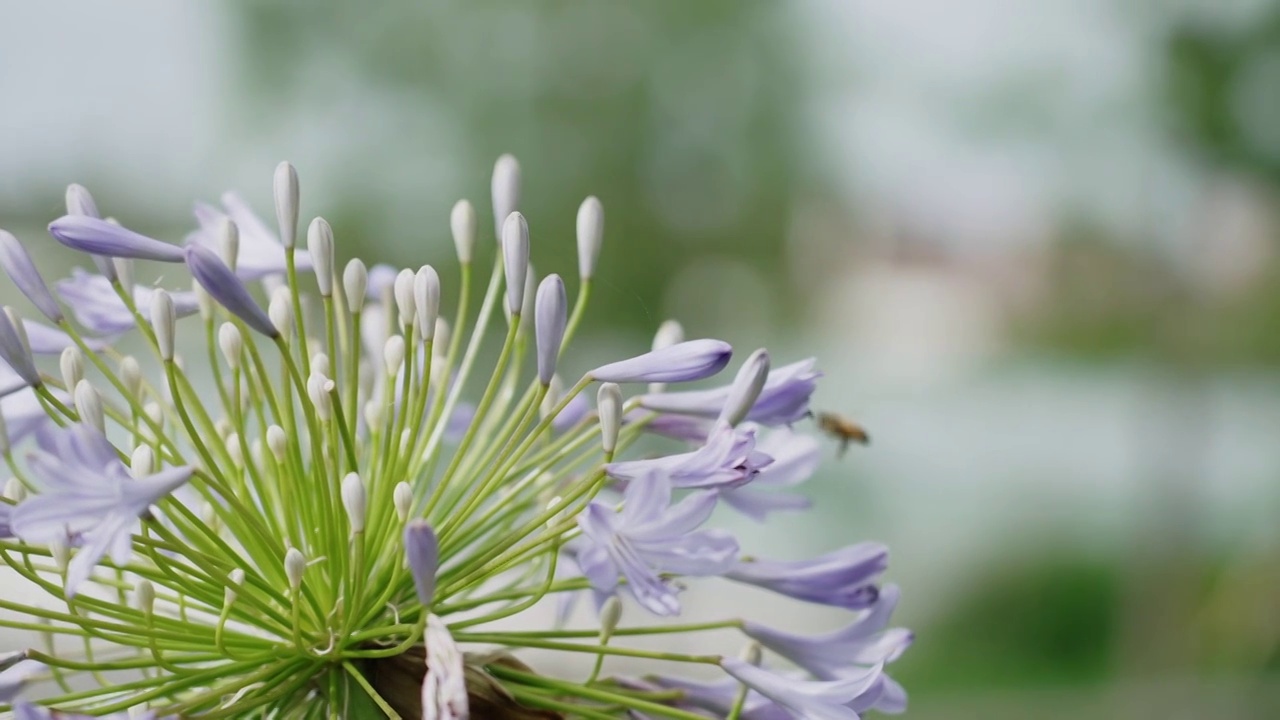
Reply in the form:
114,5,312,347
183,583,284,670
638,358,821,426
605,422,772,490
576,472,738,615
187,192,313,280
0,310,40,387
589,339,732,384
55,269,200,336
724,543,888,610
0,230,64,323
48,216,185,263
743,584,912,681
719,657,883,720
11,424,193,597
405,520,439,606
185,244,278,339
719,427,821,521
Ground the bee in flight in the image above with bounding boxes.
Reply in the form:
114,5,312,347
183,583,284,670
813,411,870,458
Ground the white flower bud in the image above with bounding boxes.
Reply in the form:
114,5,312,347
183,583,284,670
541,375,564,421
501,213,530,316
74,380,104,432
151,289,176,361
648,319,685,393
119,356,142,399
274,161,300,249
59,346,84,392
451,199,477,264
201,501,220,532
393,481,413,523
225,568,245,606
135,579,155,615
218,323,243,370
307,217,335,296
363,401,383,433
268,287,293,338
343,259,368,314
5,477,27,503
599,596,622,641
50,536,70,574
576,195,604,280
65,183,99,217
112,258,134,295
284,548,306,591
225,433,244,469
144,401,164,429
311,352,331,379
130,445,155,479
740,641,763,666
219,217,240,272
266,425,288,462
342,472,366,534
194,281,213,321
491,154,521,239
308,373,334,421
719,348,770,427
393,269,416,330
597,383,622,454
414,265,441,341
383,336,406,377
215,417,233,440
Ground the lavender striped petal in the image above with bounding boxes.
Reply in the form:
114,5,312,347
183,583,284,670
404,520,439,606
589,339,732,384
185,245,278,338
0,311,38,387
0,231,63,322
48,216,184,263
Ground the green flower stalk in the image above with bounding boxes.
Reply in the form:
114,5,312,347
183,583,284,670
0,157,911,719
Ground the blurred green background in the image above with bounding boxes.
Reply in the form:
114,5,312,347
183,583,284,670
4,0,1280,717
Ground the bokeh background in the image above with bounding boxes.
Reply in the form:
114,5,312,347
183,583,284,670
4,1,1280,717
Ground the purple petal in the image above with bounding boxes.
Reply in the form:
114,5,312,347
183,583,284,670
534,274,566,385
185,244,278,338
404,520,439,605
726,543,889,609
720,658,883,720
0,659,46,703
552,391,589,433
0,504,12,538
56,269,198,336
589,339,732,384
0,311,39,387
0,231,63,322
22,318,108,355
638,358,821,425
48,216,184,263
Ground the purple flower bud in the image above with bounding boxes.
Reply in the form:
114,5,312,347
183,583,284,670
404,520,439,606
718,348,770,426
502,212,530,315
725,543,889,610
534,274,566,385
0,309,39,387
48,216,184,263
0,231,63,322
185,245,278,338
589,339,732,384
65,184,117,282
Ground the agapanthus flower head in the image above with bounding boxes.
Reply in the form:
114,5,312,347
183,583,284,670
0,157,909,718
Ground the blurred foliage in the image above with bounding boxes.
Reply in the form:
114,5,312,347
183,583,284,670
229,0,808,335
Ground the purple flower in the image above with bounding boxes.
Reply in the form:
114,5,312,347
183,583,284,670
724,543,888,610
21,319,107,356
638,675,788,720
11,424,193,597
188,192,312,280
534,274,567,385
0,659,45,703
576,472,738,615
13,703,154,720
0,309,39,387
405,520,439,606
55,269,199,336
185,244,278,338
719,427,821,521
422,614,468,720
589,339,732,384
638,358,821,426
0,230,63,322
1,388,63,444
635,412,713,443
743,584,912,681
0,363,24,398
48,216,184,263
606,423,772,490
720,657,883,720
552,390,590,433
0,503,11,538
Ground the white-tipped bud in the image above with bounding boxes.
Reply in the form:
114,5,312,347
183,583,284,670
225,433,245,469
135,579,155,616
308,373,334,421
343,259,368,314
597,383,622,454
218,323,243,370
266,425,288,462
383,335,406,377
719,348,770,427
414,265,441,341
215,417,233,440
250,439,265,467
112,258,134,295
151,289,176,361
393,482,413,523
307,217,335,296
599,596,622,641
65,183,100,217
130,445,155,479
119,356,142,399
740,641,763,666
491,154,521,239
274,161,300,249
194,281,213,321
363,401,383,433
74,380,104,432
311,352,331,379
225,568,245,606
284,548,306,591
201,501,220,531
393,269,416,330
144,401,164,429
268,286,293,337
219,218,240,272
576,196,604,280
502,212,530,315
50,536,70,574
5,477,27,503
59,347,84,392
648,320,685,393
541,375,564,420
451,199,477,264
545,495,564,529
341,472,366,533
